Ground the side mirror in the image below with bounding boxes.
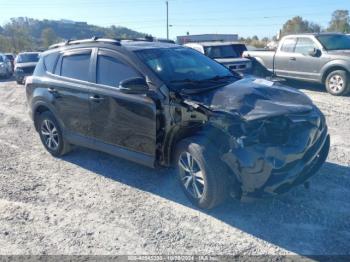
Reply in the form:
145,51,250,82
308,48,321,57
118,77,149,94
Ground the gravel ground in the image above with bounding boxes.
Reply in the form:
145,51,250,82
0,78,349,256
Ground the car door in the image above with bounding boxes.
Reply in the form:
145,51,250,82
51,48,93,138
89,49,157,162
274,37,297,78
289,37,328,81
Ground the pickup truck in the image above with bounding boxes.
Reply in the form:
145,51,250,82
243,33,350,96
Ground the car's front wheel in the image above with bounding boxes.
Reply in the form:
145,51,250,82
37,111,71,157
325,70,350,96
175,137,230,209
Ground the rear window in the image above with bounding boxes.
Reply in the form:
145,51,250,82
204,45,239,59
61,53,91,81
44,53,59,73
232,44,247,57
16,53,40,63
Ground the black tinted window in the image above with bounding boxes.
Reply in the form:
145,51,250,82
61,53,91,81
97,55,139,87
0,56,3,62
44,53,59,73
281,38,297,52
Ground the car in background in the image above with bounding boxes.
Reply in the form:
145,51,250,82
0,53,13,79
184,42,252,74
14,52,40,84
243,33,350,96
5,53,15,71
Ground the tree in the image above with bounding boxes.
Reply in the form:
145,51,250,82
327,10,350,33
281,16,321,36
41,27,58,48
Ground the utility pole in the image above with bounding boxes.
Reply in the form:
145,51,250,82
166,1,169,40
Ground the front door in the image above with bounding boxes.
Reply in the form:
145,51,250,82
89,49,157,159
289,37,327,81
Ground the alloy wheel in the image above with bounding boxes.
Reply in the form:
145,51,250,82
178,152,205,199
40,119,59,151
329,74,345,94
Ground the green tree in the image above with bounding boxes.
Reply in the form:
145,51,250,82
41,27,58,48
281,16,321,36
327,10,350,33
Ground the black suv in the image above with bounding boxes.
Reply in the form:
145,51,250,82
26,38,330,209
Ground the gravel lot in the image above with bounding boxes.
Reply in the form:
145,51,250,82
0,78,349,256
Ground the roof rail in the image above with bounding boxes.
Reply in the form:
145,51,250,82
48,36,121,49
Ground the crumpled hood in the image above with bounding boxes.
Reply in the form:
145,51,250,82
185,78,315,121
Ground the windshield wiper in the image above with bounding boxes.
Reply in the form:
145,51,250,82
170,75,236,84
204,75,237,82
170,78,201,84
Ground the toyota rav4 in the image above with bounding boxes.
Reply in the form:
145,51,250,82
26,38,330,209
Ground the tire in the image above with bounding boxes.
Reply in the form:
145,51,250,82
325,70,350,96
37,111,71,157
175,137,230,209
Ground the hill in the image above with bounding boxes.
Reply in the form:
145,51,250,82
0,17,147,53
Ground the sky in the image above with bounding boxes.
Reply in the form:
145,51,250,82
0,0,349,39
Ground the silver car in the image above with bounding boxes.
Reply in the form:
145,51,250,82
0,53,13,79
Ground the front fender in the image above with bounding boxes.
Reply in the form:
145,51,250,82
320,59,350,82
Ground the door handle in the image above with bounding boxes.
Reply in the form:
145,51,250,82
89,95,105,102
289,57,296,61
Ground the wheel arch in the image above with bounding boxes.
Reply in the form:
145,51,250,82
163,123,231,167
321,63,350,84
32,101,63,132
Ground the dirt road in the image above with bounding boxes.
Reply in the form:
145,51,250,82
0,78,349,255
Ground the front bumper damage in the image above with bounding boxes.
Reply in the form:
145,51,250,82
221,109,330,198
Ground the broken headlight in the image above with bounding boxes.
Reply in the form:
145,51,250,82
230,116,290,147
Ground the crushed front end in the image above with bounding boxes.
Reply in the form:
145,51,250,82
221,107,330,198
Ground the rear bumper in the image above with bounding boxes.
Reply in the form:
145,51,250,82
222,110,330,198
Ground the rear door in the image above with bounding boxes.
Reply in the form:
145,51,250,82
89,49,157,159
51,48,93,137
274,37,297,78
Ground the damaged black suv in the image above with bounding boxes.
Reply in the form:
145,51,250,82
26,38,330,209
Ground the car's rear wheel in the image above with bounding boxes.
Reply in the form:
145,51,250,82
175,137,230,209
325,70,350,96
37,111,71,157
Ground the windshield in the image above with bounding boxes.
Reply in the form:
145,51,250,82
5,55,14,60
17,53,40,63
316,35,350,50
204,45,240,59
135,47,237,92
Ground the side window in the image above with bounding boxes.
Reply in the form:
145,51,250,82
61,53,91,81
97,55,140,87
280,38,297,53
295,38,317,54
44,53,59,73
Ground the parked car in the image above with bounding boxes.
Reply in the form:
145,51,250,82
243,33,350,96
184,42,252,74
26,38,330,209
14,52,40,84
5,53,15,71
0,53,13,79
